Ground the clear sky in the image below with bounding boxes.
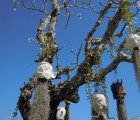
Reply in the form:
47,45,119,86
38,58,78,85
0,0,140,120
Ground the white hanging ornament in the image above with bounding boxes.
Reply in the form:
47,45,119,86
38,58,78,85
123,34,140,52
91,94,108,116
56,107,66,120
35,61,57,79
124,34,140,89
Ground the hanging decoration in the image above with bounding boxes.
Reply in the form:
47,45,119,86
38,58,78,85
91,93,108,117
124,34,140,52
91,81,108,119
111,80,126,100
124,34,140,89
56,107,66,120
91,61,109,118
109,38,119,83
110,38,117,60
35,61,57,79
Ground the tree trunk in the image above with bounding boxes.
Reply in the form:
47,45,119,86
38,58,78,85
49,100,60,120
116,99,128,120
64,102,70,120
91,108,105,120
28,79,50,120
133,47,140,90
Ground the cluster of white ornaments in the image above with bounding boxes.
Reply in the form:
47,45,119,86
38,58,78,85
124,34,140,52
35,61,57,79
33,34,140,119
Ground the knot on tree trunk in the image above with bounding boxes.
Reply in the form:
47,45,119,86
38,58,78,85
65,88,80,103
18,81,35,120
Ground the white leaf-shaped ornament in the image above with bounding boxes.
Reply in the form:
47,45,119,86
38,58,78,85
124,34,140,52
91,94,108,116
56,107,66,120
35,61,57,79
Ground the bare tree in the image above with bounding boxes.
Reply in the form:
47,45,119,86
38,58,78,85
13,0,140,120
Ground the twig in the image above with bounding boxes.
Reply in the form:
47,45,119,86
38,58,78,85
71,44,83,70
65,10,81,29
15,1,48,14
110,0,120,4
30,0,38,9
56,45,65,69
113,24,126,38
41,0,47,11
87,1,113,38
65,11,71,29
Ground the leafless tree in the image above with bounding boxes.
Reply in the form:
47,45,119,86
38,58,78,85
13,0,140,120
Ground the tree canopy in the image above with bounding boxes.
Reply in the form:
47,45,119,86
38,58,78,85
1,0,140,120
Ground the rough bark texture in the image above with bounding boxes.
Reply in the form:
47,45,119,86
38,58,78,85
28,79,50,120
117,99,128,120
18,80,35,120
133,48,140,90
64,102,70,120
49,100,60,120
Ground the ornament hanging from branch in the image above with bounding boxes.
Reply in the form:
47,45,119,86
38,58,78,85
124,34,140,52
91,94,108,117
91,80,110,119
124,34,140,90
111,80,126,100
35,61,57,79
56,107,66,120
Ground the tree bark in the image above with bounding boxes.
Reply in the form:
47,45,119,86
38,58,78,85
28,79,50,120
133,47,140,90
49,99,60,120
64,102,70,120
117,99,128,120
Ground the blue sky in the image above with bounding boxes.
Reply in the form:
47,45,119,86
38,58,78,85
0,0,140,120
